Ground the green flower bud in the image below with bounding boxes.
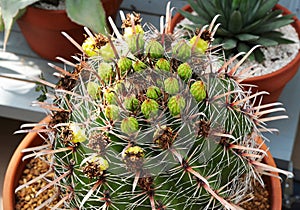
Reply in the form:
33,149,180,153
145,40,164,59
146,86,162,100
69,123,86,143
126,34,145,54
118,57,132,76
124,94,139,111
105,105,120,121
141,99,159,118
87,82,100,99
98,62,114,83
82,37,100,57
155,58,170,71
100,43,115,61
190,36,208,54
177,62,192,82
124,25,144,38
190,80,206,102
172,40,191,62
167,95,186,117
104,89,117,104
121,117,139,135
132,60,147,72
164,77,179,95
114,80,125,94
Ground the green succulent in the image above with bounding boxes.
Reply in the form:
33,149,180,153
19,7,293,210
179,0,295,62
0,0,107,50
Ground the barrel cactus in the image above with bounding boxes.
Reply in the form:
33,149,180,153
18,4,292,209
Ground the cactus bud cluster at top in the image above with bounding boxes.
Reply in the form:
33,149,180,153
20,3,293,210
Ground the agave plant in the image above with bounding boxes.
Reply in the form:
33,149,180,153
179,0,295,62
15,3,293,209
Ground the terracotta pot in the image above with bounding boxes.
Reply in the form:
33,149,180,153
2,116,51,210
17,0,123,61
170,4,300,105
257,137,282,210
2,117,281,209
102,0,123,20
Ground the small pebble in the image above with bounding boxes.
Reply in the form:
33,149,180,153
15,157,60,210
240,178,271,210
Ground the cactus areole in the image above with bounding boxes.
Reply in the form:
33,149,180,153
18,4,292,210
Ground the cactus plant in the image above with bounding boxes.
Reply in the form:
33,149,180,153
16,3,293,209
178,0,295,62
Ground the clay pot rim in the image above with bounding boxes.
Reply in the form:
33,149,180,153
170,4,300,83
27,5,66,13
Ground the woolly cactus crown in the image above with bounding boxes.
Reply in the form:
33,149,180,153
18,2,293,209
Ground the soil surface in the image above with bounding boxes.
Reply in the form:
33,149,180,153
15,157,271,209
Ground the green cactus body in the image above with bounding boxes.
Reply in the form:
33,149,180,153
25,9,292,210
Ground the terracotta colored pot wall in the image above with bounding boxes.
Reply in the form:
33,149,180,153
17,0,123,61
170,4,300,105
17,6,85,61
258,137,282,210
2,118,282,210
244,4,300,104
102,0,123,20
2,117,51,210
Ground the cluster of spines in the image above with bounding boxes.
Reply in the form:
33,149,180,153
17,3,293,210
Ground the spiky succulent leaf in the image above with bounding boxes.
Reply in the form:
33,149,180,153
180,0,295,62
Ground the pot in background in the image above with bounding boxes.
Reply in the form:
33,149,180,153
17,0,123,61
170,4,300,105
2,117,50,210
